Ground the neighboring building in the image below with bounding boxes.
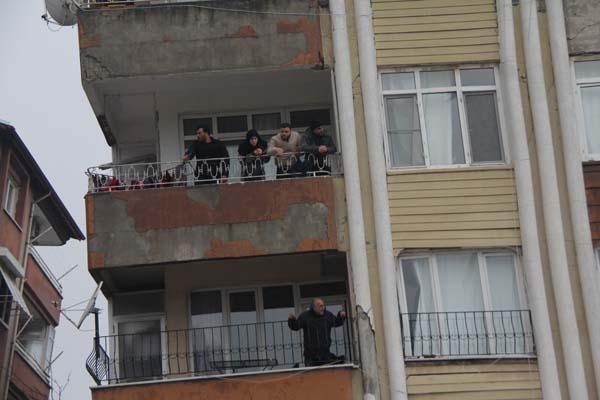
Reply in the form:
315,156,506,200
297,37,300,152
71,0,600,399
0,122,84,400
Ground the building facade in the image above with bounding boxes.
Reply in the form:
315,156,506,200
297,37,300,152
73,0,600,399
0,122,84,400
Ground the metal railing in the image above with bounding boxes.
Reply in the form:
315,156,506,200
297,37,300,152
400,310,535,359
86,153,342,192
86,318,355,385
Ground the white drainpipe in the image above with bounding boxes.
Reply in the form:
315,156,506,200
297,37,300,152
351,0,408,399
520,0,590,398
545,0,600,391
330,0,381,398
496,1,562,398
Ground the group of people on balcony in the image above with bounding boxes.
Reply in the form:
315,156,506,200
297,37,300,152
182,120,337,183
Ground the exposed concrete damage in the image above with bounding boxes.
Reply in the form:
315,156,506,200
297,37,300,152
77,0,324,83
86,177,341,268
565,0,600,54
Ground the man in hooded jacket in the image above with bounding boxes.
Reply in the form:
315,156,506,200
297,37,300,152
238,129,269,181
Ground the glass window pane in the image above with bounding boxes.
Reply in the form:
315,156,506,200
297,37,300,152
191,291,223,373
402,258,435,314
460,69,495,86
385,95,425,167
118,320,162,379
581,86,600,154
191,291,222,316
183,117,212,135
575,60,600,80
262,286,296,369
263,286,294,310
217,115,248,133
421,70,455,88
252,113,281,131
290,109,331,128
229,291,258,362
486,255,520,310
382,72,415,91
423,93,465,165
436,253,484,311
465,92,503,162
113,292,164,316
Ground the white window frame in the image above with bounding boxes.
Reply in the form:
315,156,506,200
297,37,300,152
111,313,167,381
16,301,54,372
571,57,600,161
3,176,19,221
379,65,509,171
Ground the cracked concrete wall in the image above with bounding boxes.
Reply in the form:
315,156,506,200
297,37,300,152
85,177,339,269
566,0,600,54
77,0,325,83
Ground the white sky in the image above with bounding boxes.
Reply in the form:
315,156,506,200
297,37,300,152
1,1,111,399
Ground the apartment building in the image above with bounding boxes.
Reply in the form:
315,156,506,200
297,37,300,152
70,0,600,399
0,122,84,400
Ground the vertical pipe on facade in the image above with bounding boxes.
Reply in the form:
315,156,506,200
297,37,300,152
519,0,590,398
496,1,563,398
329,0,381,398
545,0,600,392
351,0,408,399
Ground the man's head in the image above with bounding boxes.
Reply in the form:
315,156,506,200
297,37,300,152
309,120,324,136
195,125,211,142
311,298,326,316
279,122,292,140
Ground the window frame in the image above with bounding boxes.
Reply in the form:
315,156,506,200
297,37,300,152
572,57,600,161
379,65,509,171
396,249,527,315
3,175,20,222
16,300,54,373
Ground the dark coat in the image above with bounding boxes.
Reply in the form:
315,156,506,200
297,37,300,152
288,308,345,356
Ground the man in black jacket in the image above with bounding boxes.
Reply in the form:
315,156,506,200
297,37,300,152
301,120,337,175
288,298,346,366
183,125,229,184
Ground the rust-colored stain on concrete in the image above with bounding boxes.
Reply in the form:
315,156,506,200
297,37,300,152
224,25,259,38
88,251,105,270
92,367,353,400
205,239,268,258
85,194,96,240
78,23,100,49
276,16,322,66
109,178,335,233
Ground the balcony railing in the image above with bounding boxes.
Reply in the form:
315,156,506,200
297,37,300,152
86,153,342,193
400,310,535,359
86,318,355,385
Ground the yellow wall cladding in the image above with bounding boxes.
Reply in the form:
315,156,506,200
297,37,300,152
373,0,500,66
406,360,541,399
388,167,520,249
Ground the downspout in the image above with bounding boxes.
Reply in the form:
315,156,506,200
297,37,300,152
496,1,562,398
330,0,381,398
519,0,590,398
351,0,408,399
545,0,600,391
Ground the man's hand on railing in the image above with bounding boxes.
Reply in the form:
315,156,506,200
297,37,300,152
288,313,296,320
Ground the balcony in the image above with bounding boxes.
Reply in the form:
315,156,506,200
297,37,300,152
84,154,345,274
87,318,354,384
400,310,536,360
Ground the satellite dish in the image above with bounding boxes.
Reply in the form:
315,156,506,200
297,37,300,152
76,281,103,329
45,0,77,26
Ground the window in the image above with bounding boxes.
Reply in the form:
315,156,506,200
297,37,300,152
382,67,504,168
398,251,533,358
0,275,11,326
116,318,163,380
574,60,600,159
4,177,19,220
18,301,54,369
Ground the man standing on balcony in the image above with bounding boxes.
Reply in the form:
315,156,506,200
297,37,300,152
288,298,346,367
267,122,304,178
302,120,336,175
183,125,229,184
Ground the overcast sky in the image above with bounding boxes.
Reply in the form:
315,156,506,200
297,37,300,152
1,1,111,399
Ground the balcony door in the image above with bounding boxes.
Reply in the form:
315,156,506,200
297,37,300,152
397,251,531,358
115,317,166,381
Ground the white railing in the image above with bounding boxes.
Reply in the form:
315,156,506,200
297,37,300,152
86,153,342,192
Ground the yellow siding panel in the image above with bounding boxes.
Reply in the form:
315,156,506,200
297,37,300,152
406,361,541,400
374,0,499,66
388,167,520,249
